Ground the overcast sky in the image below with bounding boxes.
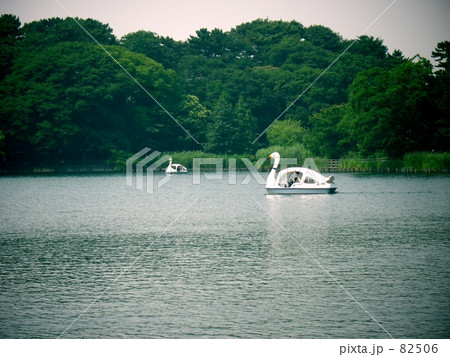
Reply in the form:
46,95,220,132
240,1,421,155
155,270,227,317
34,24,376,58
1,0,449,61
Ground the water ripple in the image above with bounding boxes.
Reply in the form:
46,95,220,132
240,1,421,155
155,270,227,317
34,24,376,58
0,173,449,338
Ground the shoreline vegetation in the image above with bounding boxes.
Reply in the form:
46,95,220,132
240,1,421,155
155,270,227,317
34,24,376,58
1,151,448,175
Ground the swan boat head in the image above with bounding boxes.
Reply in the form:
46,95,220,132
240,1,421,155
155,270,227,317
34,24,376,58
266,152,281,188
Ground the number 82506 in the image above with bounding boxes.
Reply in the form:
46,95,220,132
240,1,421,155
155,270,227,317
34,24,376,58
400,344,438,354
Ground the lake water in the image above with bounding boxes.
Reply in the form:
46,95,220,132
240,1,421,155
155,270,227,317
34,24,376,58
0,172,449,339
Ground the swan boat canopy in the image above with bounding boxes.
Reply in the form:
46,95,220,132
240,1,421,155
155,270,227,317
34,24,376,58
165,157,188,174
266,152,337,194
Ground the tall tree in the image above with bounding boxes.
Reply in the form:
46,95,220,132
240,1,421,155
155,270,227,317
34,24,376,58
178,94,211,148
303,25,343,52
266,118,305,147
342,58,434,157
204,94,235,153
232,96,257,154
187,28,229,58
20,17,117,49
432,41,450,73
0,14,21,80
431,41,450,150
308,104,347,158
120,30,181,69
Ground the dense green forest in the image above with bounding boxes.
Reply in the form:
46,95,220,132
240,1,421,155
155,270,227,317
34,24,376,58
0,14,449,165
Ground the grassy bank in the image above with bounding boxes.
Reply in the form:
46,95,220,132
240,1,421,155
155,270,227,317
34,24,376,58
339,152,450,172
403,152,450,172
338,157,403,172
5,150,447,175
163,150,450,173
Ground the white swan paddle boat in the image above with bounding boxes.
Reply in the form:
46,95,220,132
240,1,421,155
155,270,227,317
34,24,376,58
165,157,187,174
266,152,337,194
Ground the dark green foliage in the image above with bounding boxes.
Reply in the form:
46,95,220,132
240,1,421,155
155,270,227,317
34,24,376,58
342,58,435,157
233,96,257,154
0,40,179,161
20,17,117,49
431,41,450,151
177,94,211,149
120,30,181,69
0,14,21,81
255,143,311,167
308,104,347,158
0,15,448,165
266,118,304,147
204,94,235,154
432,41,450,73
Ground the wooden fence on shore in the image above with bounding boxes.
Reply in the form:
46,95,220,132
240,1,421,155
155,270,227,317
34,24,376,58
327,159,340,171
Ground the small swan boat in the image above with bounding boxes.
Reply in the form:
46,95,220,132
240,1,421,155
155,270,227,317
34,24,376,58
266,152,337,194
165,157,188,174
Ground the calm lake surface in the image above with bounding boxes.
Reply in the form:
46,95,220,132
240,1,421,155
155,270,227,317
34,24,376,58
0,172,449,339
